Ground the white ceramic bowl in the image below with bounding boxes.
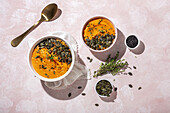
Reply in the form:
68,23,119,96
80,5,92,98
28,35,75,82
82,16,117,52
95,79,113,97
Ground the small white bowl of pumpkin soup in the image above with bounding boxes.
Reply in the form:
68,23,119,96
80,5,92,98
28,35,75,82
82,16,117,52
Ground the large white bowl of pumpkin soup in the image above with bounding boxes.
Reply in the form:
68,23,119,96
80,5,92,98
28,35,75,82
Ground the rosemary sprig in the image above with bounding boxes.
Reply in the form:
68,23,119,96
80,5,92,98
93,51,128,77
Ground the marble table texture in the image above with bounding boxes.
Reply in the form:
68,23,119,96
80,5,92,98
0,0,170,113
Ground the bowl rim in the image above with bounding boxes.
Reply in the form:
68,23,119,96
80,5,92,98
81,15,117,52
27,34,75,82
95,79,114,97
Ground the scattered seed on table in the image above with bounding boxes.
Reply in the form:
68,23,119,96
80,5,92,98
133,66,136,69
68,93,72,97
78,86,82,89
129,84,133,88
113,79,115,81
138,87,142,90
114,87,117,92
82,93,86,96
87,57,90,60
95,103,99,107
123,73,128,75
128,72,133,76
90,58,93,63
94,71,97,74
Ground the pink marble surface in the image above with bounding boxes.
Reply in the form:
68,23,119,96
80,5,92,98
0,0,170,113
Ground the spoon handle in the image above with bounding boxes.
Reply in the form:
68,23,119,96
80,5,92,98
11,17,45,47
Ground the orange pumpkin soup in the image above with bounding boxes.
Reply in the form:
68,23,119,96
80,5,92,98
83,18,116,50
31,38,72,79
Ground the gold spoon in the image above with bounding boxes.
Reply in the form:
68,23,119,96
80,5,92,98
11,3,58,47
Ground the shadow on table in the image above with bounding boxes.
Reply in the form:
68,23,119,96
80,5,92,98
77,54,85,66
100,86,117,102
41,56,88,100
91,28,126,61
41,79,87,100
129,41,145,55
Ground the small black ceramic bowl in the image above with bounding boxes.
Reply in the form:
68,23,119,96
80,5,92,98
125,35,140,49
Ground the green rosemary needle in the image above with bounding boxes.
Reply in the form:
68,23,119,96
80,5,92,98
93,51,128,77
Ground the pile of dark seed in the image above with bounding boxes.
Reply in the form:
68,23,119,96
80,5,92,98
96,80,113,96
85,34,115,50
37,38,72,64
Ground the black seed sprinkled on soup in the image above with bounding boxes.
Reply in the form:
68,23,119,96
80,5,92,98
126,35,138,48
35,55,40,59
45,73,49,78
68,93,72,97
84,34,115,50
37,38,72,64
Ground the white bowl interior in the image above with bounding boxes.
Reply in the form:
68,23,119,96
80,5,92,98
28,35,75,82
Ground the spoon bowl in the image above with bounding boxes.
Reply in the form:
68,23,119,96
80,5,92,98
41,3,58,21
11,3,58,47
